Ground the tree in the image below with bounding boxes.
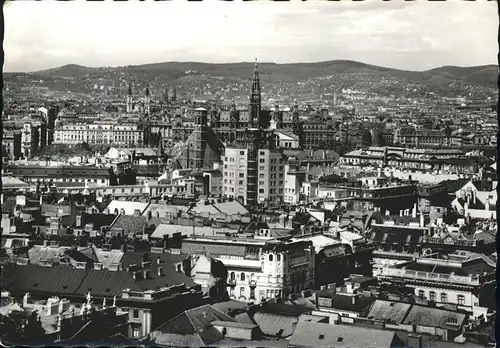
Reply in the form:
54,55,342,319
422,118,434,130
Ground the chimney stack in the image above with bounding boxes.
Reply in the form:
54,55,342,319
76,215,82,228
407,334,423,348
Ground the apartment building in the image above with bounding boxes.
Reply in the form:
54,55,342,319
222,133,285,206
377,254,495,320
2,130,22,160
181,235,315,304
53,121,144,146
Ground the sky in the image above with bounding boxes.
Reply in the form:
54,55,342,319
3,0,498,73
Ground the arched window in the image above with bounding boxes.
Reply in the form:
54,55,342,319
277,254,281,262
230,272,235,281
251,273,255,280
240,273,246,281
269,254,274,262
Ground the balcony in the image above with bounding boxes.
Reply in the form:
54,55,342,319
249,280,257,287
227,278,237,286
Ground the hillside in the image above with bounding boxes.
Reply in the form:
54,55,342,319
31,60,497,87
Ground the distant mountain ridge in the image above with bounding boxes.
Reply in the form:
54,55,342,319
30,60,498,88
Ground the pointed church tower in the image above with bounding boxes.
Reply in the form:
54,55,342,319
249,58,261,128
126,84,133,113
164,87,169,104
145,85,151,116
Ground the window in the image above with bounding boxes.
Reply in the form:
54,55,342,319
132,328,140,338
239,173,244,178
337,337,343,343
441,293,447,303
240,151,245,155
250,288,256,299
429,291,436,302
230,272,235,281
241,273,246,281
133,309,139,318
457,295,465,305
318,335,325,340
240,287,245,297
251,273,256,280
418,290,425,299
269,254,273,261
259,189,264,193
277,254,281,262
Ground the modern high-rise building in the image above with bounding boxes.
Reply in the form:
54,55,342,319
222,129,284,207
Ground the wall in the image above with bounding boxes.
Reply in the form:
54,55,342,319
213,325,254,341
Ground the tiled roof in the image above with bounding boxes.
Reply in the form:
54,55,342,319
315,292,374,314
75,213,118,230
289,321,398,348
253,311,299,338
402,305,466,330
153,304,236,346
111,215,148,235
4,253,199,297
366,300,412,324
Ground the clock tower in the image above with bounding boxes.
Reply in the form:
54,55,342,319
249,58,261,128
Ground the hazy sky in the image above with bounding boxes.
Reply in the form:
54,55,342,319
4,0,498,72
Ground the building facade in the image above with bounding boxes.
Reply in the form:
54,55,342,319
181,236,315,304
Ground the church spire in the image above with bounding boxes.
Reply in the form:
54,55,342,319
145,84,150,97
249,58,261,128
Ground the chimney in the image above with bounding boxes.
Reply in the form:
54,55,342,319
133,209,141,217
399,210,403,217
412,203,417,218
157,267,163,276
120,208,125,215
419,210,424,227
76,215,82,228
351,295,357,305
407,334,423,348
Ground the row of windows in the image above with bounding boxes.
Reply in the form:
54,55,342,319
418,290,465,305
